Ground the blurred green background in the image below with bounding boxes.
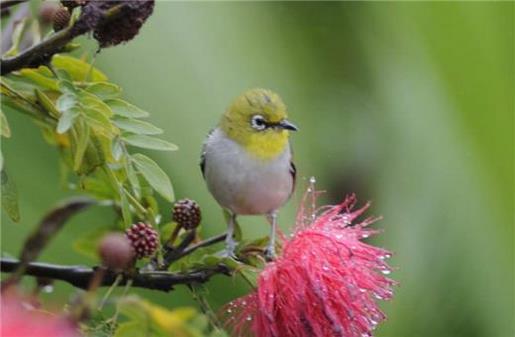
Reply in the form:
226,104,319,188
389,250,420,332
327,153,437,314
2,2,513,337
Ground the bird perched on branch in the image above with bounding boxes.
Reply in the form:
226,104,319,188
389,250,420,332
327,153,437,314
201,88,297,259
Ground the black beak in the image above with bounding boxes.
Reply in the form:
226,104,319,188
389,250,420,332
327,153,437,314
279,119,298,131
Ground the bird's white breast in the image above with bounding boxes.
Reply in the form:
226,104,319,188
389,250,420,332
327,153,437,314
203,128,294,215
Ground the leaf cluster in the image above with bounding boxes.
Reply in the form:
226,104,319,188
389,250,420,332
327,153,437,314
1,54,175,229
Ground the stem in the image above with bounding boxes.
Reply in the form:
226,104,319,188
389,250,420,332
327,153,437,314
0,258,231,293
98,274,123,310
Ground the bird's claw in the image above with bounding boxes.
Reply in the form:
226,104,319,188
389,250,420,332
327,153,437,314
264,245,276,261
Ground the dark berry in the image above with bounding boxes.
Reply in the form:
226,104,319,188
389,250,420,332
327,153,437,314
172,199,202,230
125,222,159,258
52,7,71,31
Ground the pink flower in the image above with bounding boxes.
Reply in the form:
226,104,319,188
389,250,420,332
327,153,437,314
1,288,80,337
223,193,396,337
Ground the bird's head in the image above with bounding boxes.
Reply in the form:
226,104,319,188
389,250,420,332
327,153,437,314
220,88,297,160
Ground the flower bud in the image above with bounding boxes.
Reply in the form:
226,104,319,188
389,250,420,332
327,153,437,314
98,233,135,270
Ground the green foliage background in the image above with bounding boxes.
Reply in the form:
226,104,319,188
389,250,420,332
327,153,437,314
1,2,513,337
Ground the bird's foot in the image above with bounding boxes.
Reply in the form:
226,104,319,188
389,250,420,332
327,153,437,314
264,245,276,262
219,239,238,259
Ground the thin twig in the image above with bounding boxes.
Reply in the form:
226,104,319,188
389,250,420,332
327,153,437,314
160,232,227,269
181,233,227,258
0,258,231,293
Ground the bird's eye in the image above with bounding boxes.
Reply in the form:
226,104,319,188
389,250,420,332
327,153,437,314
251,115,267,131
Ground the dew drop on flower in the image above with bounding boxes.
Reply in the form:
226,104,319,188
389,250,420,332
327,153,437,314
381,269,391,275
246,315,252,321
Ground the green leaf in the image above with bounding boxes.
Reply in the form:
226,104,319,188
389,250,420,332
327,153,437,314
72,228,109,260
112,136,124,161
56,93,77,112
106,99,149,118
52,55,108,82
118,297,197,335
0,110,11,138
55,69,73,82
58,80,78,94
73,120,90,171
57,107,79,134
80,172,116,200
82,107,113,133
35,89,60,118
1,169,20,223
131,153,174,202
18,68,59,91
120,189,132,228
114,118,163,135
126,161,141,198
113,322,147,337
123,135,178,151
85,82,121,100
78,91,113,117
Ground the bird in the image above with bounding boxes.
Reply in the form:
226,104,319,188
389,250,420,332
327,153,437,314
200,88,297,259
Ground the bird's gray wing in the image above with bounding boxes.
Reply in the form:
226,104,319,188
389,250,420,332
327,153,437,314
200,129,215,179
289,160,297,195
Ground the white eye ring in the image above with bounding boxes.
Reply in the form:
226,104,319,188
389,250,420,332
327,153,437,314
251,115,267,131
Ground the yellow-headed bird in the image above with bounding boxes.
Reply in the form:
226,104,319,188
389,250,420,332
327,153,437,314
201,89,297,259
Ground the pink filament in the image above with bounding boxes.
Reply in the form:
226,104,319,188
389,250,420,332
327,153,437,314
224,194,396,337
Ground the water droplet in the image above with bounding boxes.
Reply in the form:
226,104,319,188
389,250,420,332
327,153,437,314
227,308,232,314
241,300,246,306
374,294,384,300
361,233,370,238
381,269,391,275
309,176,316,184
42,285,54,293
359,288,367,293
246,315,252,321
307,188,312,193
322,265,330,271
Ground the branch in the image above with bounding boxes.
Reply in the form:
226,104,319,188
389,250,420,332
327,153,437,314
2,197,95,287
0,3,125,75
0,0,27,11
0,258,231,292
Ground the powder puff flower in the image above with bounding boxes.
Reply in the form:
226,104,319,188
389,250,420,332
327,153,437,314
1,288,80,337
223,190,396,337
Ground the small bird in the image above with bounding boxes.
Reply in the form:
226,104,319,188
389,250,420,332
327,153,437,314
201,88,297,259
